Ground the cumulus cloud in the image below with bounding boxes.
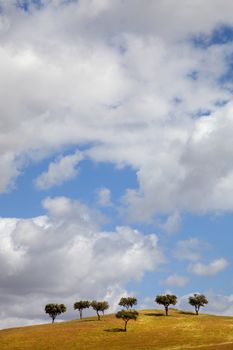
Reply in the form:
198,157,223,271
35,151,83,189
174,238,208,261
204,292,233,316
161,274,189,287
0,0,232,222
188,258,228,276
0,196,164,328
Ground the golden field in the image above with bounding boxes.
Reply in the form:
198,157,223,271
0,309,233,350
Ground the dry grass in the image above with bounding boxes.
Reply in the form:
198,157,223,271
0,309,233,350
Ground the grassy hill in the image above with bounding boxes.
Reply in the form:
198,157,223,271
0,309,233,350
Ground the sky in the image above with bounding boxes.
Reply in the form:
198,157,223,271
0,0,233,329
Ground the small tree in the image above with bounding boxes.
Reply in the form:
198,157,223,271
74,300,90,320
116,310,139,332
45,303,66,323
155,294,177,316
101,301,109,315
118,297,137,310
188,294,208,315
91,300,109,320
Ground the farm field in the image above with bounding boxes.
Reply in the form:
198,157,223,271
0,309,232,350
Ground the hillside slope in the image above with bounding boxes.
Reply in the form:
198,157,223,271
0,309,233,350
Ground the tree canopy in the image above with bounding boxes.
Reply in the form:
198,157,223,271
45,303,66,323
116,310,139,331
155,294,177,316
188,294,208,315
118,297,137,310
91,300,109,320
74,300,90,320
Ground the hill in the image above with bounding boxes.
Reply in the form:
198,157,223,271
0,309,233,350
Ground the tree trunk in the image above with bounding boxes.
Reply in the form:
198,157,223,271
97,311,100,320
195,306,199,315
165,307,168,316
124,320,128,332
80,310,82,320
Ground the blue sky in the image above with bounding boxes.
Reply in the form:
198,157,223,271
0,0,233,328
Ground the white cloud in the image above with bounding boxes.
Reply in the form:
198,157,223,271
162,274,189,287
188,258,228,276
204,292,233,316
161,212,181,234
0,196,164,328
0,0,232,222
35,151,83,189
96,187,112,206
0,152,20,193
174,238,208,262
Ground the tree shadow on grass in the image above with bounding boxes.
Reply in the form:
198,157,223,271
144,312,165,317
179,311,195,315
104,328,125,332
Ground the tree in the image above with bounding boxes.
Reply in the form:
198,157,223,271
101,301,109,315
116,310,139,332
74,300,90,320
155,294,177,316
45,303,66,323
91,300,109,320
118,297,137,310
188,294,208,315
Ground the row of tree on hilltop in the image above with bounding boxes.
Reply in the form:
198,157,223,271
44,293,208,331
45,300,109,323
155,293,208,316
